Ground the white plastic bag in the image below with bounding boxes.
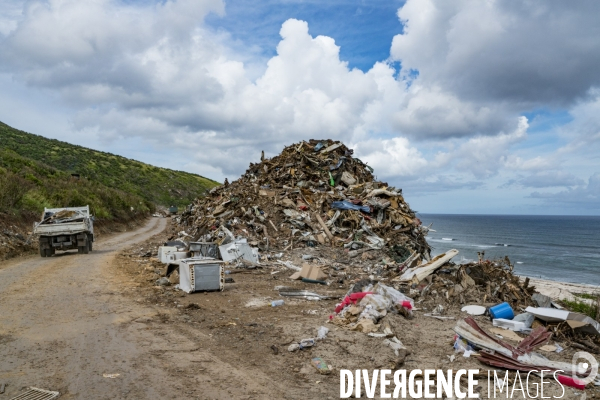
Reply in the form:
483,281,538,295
317,326,329,340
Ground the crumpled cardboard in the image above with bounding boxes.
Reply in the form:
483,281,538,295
351,318,379,333
290,263,326,281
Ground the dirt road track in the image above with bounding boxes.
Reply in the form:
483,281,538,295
0,218,283,399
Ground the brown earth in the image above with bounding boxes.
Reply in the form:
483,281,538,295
0,217,596,399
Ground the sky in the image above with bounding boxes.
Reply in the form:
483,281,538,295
0,0,599,215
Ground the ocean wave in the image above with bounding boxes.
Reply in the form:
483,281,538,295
442,238,455,241
428,238,457,243
494,243,511,247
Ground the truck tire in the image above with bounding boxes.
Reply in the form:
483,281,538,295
82,241,89,254
40,245,46,257
88,234,93,252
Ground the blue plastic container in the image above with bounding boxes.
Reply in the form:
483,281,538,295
489,302,514,320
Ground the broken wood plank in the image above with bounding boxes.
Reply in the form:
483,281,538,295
315,214,334,241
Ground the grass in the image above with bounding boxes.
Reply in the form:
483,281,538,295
573,292,598,300
562,296,600,320
0,121,220,207
0,148,152,222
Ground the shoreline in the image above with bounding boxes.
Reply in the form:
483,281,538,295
517,275,600,302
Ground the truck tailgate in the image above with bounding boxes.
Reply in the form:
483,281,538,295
35,221,89,235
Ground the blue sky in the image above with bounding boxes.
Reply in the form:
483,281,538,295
204,0,405,72
0,0,599,214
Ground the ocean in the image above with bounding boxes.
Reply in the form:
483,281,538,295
418,214,600,286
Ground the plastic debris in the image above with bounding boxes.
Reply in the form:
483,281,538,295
489,302,515,320
311,357,331,375
287,338,316,352
331,201,370,213
461,305,486,315
317,326,329,340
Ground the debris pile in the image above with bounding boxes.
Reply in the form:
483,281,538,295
331,282,414,333
40,209,87,224
175,139,431,263
154,138,600,393
454,317,582,375
399,253,536,310
0,225,33,260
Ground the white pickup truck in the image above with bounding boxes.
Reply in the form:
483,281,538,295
34,206,94,257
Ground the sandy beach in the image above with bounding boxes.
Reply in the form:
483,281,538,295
521,276,600,303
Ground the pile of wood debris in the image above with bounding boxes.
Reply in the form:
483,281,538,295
400,255,536,311
175,139,431,263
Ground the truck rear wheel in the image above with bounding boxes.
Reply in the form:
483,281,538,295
40,246,46,257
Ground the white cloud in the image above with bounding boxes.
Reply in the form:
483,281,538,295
1,0,600,213
391,0,600,106
0,0,22,36
530,173,600,210
431,117,529,179
390,84,512,138
556,89,600,156
504,156,554,173
353,137,427,178
503,171,586,189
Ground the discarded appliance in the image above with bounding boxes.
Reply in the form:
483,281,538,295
179,259,224,293
158,246,178,263
218,240,259,264
165,240,186,249
165,251,189,264
189,242,219,258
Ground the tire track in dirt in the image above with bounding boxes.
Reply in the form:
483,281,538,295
0,217,297,399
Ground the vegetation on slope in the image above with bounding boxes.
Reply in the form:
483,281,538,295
0,121,220,207
0,148,152,221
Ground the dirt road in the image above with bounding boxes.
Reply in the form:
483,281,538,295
0,218,282,399
2,217,588,400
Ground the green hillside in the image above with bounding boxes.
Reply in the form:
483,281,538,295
0,121,220,207
0,147,152,220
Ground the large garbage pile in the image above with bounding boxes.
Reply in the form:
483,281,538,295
400,255,536,310
176,139,431,263
165,139,600,392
